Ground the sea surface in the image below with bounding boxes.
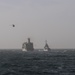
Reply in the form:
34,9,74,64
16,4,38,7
0,49,75,75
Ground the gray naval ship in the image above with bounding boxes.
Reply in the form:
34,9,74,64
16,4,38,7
22,38,34,51
44,40,51,51
22,38,50,51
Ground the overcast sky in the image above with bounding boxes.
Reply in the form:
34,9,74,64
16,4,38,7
0,0,75,49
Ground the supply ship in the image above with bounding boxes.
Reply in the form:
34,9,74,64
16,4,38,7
22,38,34,51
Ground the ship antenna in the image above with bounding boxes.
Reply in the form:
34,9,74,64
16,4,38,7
45,40,47,44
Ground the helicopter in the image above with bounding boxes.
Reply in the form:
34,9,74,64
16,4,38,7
12,24,15,27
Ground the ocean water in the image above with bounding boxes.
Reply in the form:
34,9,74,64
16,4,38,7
0,49,75,75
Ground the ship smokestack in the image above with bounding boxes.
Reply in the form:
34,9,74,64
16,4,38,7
28,38,30,43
